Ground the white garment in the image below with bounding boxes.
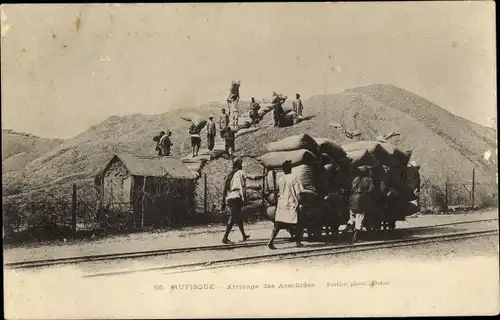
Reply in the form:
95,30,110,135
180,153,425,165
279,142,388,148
226,170,246,201
275,174,304,224
348,210,365,231
354,212,365,231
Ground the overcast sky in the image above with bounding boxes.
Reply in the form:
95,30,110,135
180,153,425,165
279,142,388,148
1,2,496,138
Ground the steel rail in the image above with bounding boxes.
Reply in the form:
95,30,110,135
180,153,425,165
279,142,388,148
6,218,497,269
84,228,498,278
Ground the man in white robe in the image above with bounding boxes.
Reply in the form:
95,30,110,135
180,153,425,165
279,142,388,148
267,160,305,249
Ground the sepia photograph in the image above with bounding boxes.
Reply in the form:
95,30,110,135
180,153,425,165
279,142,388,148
2,2,498,318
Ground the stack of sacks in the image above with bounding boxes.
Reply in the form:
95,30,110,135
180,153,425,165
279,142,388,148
341,140,418,220
259,134,321,220
342,141,412,167
181,113,207,131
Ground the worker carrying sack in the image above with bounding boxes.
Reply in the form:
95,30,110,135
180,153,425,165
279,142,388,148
265,134,320,154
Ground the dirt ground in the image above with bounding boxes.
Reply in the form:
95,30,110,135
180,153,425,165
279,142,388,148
4,234,498,318
3,208,498,264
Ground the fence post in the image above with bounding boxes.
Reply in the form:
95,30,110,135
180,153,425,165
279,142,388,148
272,170,277,196
261,168,266,215
141,177,146,230
471,168,475,210
444,178,449,211
203,173,208,214
417,179,421,209
72,183,77,236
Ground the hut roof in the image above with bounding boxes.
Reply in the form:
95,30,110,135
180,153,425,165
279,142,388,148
107,153,196,179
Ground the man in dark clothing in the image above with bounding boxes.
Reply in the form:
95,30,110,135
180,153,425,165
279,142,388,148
249,97,261,126
224,127,236,157
272,91,286,127
153,131,165,156
189,123,202,157
347,166,375,242
221,157,250,244
206,115,216,151
160,130,173,156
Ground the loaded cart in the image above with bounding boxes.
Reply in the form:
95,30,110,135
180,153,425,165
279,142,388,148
259,164,351,241
257,135,422,240
257,134,353,241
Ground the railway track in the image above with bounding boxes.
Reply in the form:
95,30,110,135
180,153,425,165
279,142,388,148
5,218,497,270
84,228,497,278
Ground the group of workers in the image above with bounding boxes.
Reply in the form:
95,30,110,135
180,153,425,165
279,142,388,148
271,92,304,127
184,107,239,158
154,81,305,159
153,130,173,156
221,157,386,249
220,157,307,249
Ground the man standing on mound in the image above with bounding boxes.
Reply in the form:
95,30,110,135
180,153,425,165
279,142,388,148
227,80,241,117
189,122,202,157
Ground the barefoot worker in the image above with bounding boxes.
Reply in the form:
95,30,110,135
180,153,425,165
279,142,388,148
267,160,304,249
346,165,375,242
221,157,250,244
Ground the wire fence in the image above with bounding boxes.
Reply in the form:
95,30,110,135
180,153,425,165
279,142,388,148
417,169,498,213
3,166,498,243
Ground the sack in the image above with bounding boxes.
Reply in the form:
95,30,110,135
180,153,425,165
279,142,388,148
263,104,274,112
246,189,262,201
266,134,320,154
342,141,411,167
258,149,317,169
182,113,207,130
346,149,378,167
237,122,251,130
282,105,294,114
266,206,276,221
294,115,307,124
271,94,287,104
235,127,260,138
403,165,420,192
315,137,347,161
280,113,295,127
377,143,410,166
230,81,240,94
342,141,390,164
321,153,334,165
266,170,285,192
298,189,320,207
226,190,242,202
292,164,317,193
153,135,160,142
266,193,277,206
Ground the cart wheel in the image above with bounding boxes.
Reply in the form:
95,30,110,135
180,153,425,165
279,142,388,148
389,221,396,231
307,230,313,240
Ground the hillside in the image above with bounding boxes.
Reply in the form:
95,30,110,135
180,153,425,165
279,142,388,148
1,130,64,173
2,101,253,195
2,85,497,209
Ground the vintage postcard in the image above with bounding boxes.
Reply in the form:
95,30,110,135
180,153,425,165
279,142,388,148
2,2,498,318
